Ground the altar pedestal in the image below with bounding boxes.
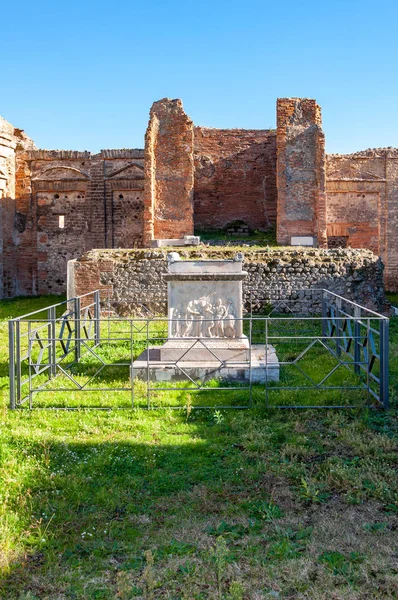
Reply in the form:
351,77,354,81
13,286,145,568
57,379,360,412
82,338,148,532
133,252,279,384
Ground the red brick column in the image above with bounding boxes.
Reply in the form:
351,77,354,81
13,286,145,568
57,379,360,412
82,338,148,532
143,99,194,245
15,149,37,294
276,98,327,247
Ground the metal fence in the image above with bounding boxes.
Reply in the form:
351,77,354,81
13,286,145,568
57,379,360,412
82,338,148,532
8,289,389,410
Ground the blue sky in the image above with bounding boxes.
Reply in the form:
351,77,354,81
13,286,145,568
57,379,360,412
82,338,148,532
1,0,397,153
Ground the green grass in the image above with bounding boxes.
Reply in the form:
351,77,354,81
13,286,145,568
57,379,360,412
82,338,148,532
0,296,398,598
387,292,398,307
195,227,277,248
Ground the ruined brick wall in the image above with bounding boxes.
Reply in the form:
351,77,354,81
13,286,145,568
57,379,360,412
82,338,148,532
30,151,91,294
326,149,398,290
0,138,145,297
143,99,194,243
0,117,36,297
193,128,277,231
70,247,388,315
30,149,145,294
3,95,398,297
0,198,17,296
276,98,327,247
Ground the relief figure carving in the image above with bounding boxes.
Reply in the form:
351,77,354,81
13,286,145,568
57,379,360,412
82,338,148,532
173,296,236,339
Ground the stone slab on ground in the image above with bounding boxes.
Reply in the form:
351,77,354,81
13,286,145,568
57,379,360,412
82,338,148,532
150,235,201,247
160,337,250,362
132,344,279,383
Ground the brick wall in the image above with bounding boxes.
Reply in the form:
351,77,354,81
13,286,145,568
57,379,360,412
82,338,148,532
0,198,17,296
193,128,277,231
0,140,145,297
276,98,327,247
143,99,194,243
2,97,398,297
326,149,398,291
0,117,35,297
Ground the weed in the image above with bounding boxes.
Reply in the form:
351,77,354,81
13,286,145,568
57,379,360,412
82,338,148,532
185,394,193,422
299,477,329,504
363,521,389,533
318,550,364,581
207,520,249,539
213,410,225,425
228,580,244,600
211,536,229,600
142,550,156,599
245,499,284,522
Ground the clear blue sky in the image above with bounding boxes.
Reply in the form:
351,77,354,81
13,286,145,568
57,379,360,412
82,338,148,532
2,0,397,154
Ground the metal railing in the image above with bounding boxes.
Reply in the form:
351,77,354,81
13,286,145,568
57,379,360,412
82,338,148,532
8,289,389,410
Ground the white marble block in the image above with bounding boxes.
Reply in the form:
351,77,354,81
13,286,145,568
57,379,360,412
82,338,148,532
163,252,247,343
132,251,280,383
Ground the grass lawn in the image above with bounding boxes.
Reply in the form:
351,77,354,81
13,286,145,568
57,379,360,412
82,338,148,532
194,228,277,248
0,296,397,599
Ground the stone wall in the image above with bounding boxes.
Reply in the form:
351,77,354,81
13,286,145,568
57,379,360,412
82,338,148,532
69,247,388,315
326,149,398,291
193,128,277,231
276,98,327,247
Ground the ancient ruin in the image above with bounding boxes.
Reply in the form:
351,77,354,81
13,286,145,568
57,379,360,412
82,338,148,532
132,251,279,383
1,97,398,298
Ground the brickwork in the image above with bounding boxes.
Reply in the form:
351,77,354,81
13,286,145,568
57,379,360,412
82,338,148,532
0,137,145,297
326,149,398,291
276,98,327,247
0,118,35,297
193,128,277,231
144,99,194,244
1,97,398,296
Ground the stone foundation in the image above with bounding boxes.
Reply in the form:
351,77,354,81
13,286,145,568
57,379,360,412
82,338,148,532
68,247,389,315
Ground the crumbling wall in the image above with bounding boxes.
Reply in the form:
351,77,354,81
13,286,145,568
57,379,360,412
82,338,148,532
0,147,146,297
103,149,145,249
30,151,91,294
69,247,388,315
326,149,398,291
0,199,17,296
193,128,277,231
0,117,35,297
276,98,326,247
3,96,398,298
143,99,194,243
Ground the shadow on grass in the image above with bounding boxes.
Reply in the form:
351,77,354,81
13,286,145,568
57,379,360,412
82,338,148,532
0,413,287,598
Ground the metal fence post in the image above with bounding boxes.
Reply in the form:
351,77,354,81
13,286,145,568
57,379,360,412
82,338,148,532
336,297,342,357
48,306,57,376
94,290,100,345
9,320,16,409
379,318,389,409
354,305,361,375
321,290,328,339
74,297,81,361
15,320,21,404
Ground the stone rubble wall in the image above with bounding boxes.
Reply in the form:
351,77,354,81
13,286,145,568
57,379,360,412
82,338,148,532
70,247,389,315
